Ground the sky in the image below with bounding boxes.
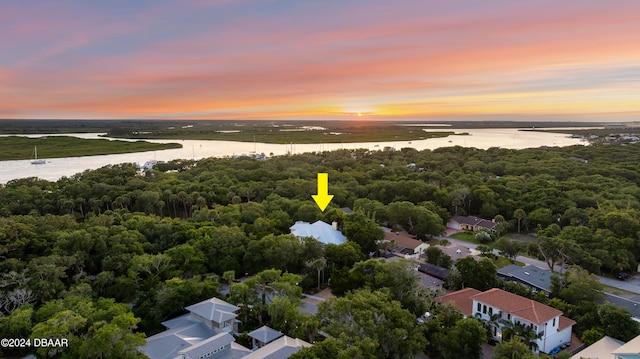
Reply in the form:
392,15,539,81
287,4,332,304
1,0,639,121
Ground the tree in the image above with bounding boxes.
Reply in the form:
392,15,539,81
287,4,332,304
450,257,498,291
598,302,640,342
307,257,327,292
557,266,603,305
493,337,537,359
387,201,444,239
325,242,364,274
424,246,453,269
438,318,486,359
527,207,555,230
494,237,520,261
343,211,384,255
475,229,492,243
580,327,604,346
514,209,526,234
317,289,427,359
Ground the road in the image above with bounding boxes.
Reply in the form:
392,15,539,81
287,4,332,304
439,236,640,295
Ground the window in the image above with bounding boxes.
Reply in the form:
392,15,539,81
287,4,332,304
477,303,481,312
507,313,511,320
483,305,487,314
488,307,493,315
552,318,556,326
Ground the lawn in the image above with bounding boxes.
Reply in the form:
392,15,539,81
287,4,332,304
449,231,478,243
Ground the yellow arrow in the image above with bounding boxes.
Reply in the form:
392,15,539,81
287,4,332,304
312,173,334,212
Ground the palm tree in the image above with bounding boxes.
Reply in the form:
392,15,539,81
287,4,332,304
307,258,327,292
514,209,526,234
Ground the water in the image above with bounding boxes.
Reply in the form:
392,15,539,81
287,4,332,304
0,129,587,184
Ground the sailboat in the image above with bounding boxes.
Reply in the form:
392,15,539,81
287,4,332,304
31,146,46,165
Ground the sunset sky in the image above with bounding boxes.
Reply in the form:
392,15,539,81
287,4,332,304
2,0,639,121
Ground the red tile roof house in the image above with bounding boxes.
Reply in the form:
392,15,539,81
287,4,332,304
435,288,575,354
447,215,497,234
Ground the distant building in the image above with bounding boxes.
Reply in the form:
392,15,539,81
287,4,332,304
497,264,554,296
290,220,347,245
414,271,445,291
383,231,429,258
417,262,451,281
447,215,497,233
439,244,479,262
436,288,575,354
340,207,353,214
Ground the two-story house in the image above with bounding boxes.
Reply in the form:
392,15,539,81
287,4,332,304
436,288,575,354
140,297,312,359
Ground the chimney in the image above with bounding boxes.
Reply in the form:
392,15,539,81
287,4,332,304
332,221,338,230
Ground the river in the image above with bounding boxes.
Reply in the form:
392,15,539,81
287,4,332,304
0,128,588,184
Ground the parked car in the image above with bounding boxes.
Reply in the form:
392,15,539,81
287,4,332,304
549,346,562,355
618,272,631,280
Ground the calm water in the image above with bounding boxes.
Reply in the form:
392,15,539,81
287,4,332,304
0,129,588,184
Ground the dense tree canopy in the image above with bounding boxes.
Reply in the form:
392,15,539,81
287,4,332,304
3,143,640,356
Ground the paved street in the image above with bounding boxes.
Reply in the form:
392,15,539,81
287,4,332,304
438,235,640,295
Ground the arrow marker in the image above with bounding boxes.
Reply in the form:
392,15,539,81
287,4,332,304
312,173,334,212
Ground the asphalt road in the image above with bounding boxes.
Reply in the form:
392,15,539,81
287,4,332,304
439,236,640,295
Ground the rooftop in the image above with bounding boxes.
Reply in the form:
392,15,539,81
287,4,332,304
384,231,426,250
418,262,451,280
612,334,640,355
179,332,234,359
414,271,445,290
450,215,497,230
497,264,553,292
141,317,218,359
434,288,482,316
185,297,239,323
472,288,562,325
242,336,312,359
571,335,625,359
440,244,475,261
248,326,284,344
290,220,347,245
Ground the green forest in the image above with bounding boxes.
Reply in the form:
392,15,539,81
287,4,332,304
1,142,640,358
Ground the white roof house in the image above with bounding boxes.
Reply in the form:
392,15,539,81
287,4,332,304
612,334,640,359
290,220,347,245
571,336,626,359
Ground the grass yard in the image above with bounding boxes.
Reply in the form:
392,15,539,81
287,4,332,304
449,231,478,243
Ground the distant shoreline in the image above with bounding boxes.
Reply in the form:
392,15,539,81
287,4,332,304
0,119,618,144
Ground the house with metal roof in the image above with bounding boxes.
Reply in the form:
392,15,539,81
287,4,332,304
185,297,241,334
242,336,312,359
417,262,451,281
290,220,347,245
140,297,311,359
497,264,554,296
248,326,284,350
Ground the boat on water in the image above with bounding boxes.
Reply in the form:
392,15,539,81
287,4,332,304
31,146,46,165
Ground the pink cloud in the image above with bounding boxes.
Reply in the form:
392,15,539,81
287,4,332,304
1,0,639,119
